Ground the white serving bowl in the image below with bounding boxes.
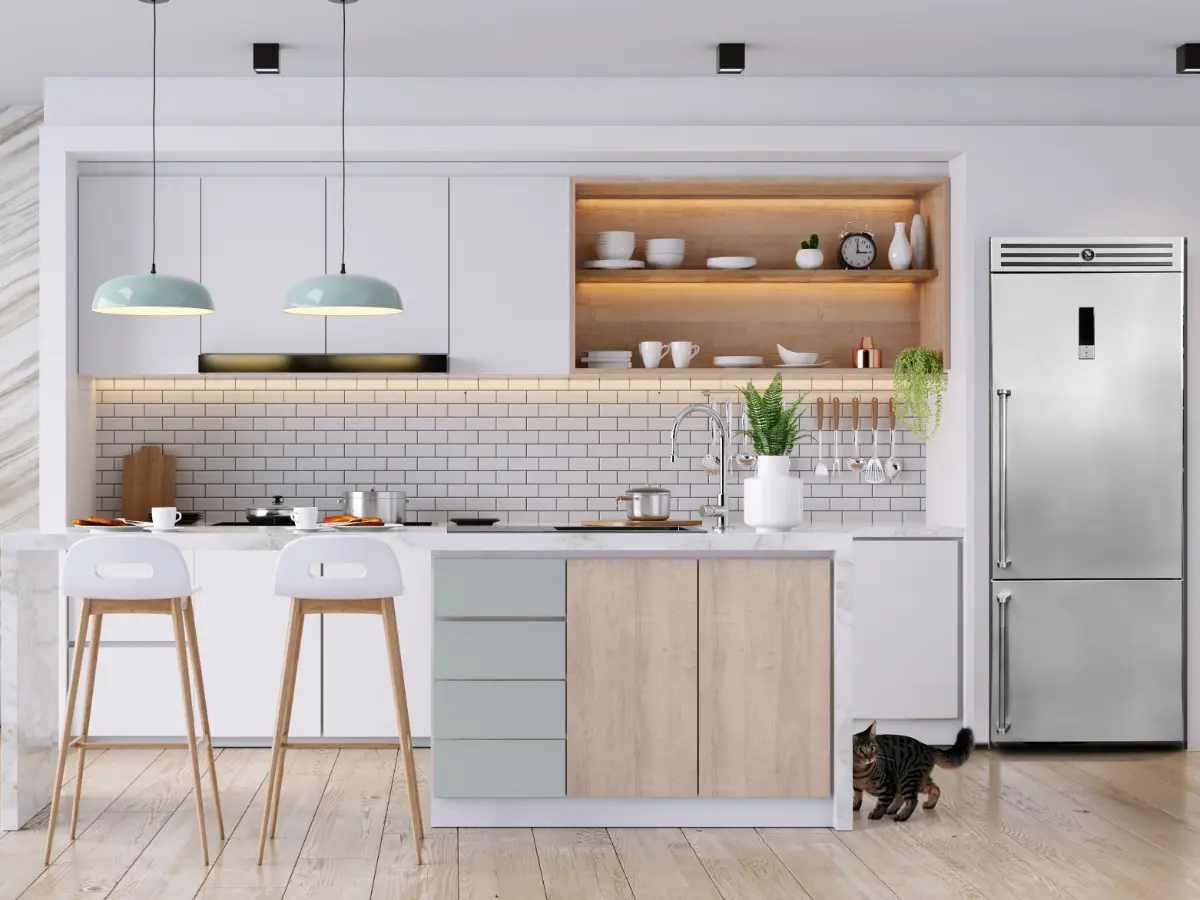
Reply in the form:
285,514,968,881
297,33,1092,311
646,251,685,269
596,231,635,261
706,256,757,269
777,344,818,366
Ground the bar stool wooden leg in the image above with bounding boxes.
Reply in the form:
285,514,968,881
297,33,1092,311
44,598,92,866
70,611,104,840
258,598,304,865
182,598,225,840
381,597,424,863
170,598,211,866
269,606,305,839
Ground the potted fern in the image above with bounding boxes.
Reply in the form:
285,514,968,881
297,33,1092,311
739,374,809,533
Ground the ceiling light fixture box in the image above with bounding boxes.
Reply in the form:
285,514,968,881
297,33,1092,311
253,43,281,74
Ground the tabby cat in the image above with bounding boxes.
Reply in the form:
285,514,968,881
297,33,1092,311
852,722,974,821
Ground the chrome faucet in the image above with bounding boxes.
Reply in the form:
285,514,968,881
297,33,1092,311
669,403,730,533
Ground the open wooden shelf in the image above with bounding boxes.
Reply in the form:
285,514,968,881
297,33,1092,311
577,268,938,285
572,367,893,380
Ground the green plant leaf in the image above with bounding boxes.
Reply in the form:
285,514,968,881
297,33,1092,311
893,347,945,441
739,374,810,456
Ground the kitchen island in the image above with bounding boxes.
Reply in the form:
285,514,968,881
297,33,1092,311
1,523,960,831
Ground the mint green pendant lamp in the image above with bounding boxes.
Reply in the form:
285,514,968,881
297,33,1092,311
284,0,402,317
93,0,214,317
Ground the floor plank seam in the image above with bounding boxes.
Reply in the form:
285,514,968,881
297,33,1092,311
280,749,341,897
824,827,904,900
192,749,275,899
678,827,751,900
601,828,637,900
530,828,551,900
367,748,400,899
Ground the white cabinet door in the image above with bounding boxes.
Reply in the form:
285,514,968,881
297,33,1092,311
853,539,961,720
325,177,449,354
199,177,327,355
449,177,571,375
72,647,186,738
192,550,321,739
78,176,202,375
323,545,432,739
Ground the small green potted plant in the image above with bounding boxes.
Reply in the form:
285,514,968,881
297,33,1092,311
795,233,823,269
739,374,809,532
893,347,946,440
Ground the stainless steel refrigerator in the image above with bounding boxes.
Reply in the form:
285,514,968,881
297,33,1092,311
990,237,1185,744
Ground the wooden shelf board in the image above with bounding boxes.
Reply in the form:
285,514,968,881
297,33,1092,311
576,269,937,285
574,179,948,200
571,367,894,380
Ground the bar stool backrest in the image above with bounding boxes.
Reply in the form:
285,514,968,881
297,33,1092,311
274,536,403,600
62,536,192,600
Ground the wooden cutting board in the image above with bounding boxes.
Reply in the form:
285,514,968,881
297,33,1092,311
579,519,703,527
122,445,176,521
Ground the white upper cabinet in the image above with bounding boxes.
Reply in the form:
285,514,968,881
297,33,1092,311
199,176,327,355
449,177,572,375
325,177,449,355
78,176,202,375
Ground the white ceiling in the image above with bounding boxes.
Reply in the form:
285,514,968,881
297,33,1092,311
3,0,1200,104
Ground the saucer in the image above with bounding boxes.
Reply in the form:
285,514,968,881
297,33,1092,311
288,526,324,533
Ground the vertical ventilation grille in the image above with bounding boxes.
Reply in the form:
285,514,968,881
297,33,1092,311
991,238,1183,273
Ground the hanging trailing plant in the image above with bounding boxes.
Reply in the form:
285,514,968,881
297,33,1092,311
738,374,809,456
893,347,946,441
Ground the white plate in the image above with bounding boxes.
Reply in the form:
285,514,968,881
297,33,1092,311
287,526,326,533
145,526,181,533
776,361,831,368
706,256,757,269
79,525,143,533
713,356,764,367
329,524,402,533
583,260,646,269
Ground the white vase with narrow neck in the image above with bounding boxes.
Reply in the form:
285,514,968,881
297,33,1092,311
910,213,927,269
888,222,912,271
742,455,804,533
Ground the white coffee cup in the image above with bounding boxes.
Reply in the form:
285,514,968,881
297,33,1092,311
151,506,182,530
639,341,670,369
671,342,701,368
291,506,319,529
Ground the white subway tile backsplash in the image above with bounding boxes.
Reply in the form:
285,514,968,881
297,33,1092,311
94,377,925,524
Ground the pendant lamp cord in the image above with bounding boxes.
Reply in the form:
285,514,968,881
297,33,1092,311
150,0,157,275
340,0,347,275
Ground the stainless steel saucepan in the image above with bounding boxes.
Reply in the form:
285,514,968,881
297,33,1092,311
616,486,672,521
339,490,407,524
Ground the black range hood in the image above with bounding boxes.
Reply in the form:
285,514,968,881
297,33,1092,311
199,354,448,374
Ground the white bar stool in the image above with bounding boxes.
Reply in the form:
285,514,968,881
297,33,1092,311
258,536,423,864
47,536,224,865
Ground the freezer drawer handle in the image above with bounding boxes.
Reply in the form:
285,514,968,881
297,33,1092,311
996,591,1012,735
995,388,1012,569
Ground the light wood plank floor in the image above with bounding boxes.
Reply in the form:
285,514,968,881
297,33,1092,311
3,746,1199,899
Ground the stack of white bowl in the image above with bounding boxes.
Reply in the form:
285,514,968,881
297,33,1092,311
596,231,635,260
646,238,685,269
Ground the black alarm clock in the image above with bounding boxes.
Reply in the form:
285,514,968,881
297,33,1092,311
838,221,877,269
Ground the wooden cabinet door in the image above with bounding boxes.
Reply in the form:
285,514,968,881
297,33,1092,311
325,177,449,354
199,176,326,354
566,559,698,797
78,176,202,375
853,539,960,720
449,177,572,374
699,559,831,798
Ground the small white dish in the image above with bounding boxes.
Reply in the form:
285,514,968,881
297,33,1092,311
777,345,819,365
583,260,646,269
776,361,831,368
713,355,764,367
329,524,401,533
81,525,142,533
288,526,325,533
706,256,757,269
147,526,180,533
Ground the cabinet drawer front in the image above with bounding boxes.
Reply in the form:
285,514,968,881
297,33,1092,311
434,740,565,797
435,621,565,680
434,559,565,618
434,681,564,739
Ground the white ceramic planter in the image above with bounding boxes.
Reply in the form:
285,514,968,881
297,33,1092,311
794,247,825,269
742,455,804,533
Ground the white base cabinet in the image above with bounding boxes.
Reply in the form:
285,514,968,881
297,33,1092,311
853,539,961,721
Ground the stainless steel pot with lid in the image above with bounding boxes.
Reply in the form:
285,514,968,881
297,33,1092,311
616,486,672,521
339,490,407,524
245,495,295,525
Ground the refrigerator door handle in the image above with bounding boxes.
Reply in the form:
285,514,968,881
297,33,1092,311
995,388,1012,569
996,591,1012,735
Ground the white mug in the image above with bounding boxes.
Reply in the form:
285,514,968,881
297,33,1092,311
670,342,701,368
639,341,670,369
151,506,182,530
291,506,319,529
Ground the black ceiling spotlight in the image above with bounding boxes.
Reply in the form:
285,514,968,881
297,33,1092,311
254,42,281,74
717,43,745,75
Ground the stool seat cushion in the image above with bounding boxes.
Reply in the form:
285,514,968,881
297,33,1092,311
274,536,403,600
62,536,193,600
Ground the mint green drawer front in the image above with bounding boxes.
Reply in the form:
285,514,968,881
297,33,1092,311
435,621,565,680
434,558,565,618
434,681,565,739
434,739,565,797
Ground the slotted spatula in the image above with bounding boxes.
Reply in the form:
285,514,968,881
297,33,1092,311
865,397,886,484
814,397,829,477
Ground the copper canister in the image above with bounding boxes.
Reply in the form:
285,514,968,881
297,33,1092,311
853,336,883,369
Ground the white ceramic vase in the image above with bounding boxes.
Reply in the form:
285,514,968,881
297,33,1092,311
910,213,927,269
742,455,804,533
795,248,824,269
888,222,912,271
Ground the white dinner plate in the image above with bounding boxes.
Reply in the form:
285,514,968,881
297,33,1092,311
328,524,402,532
706,256,757,269
713,356,764,367
776,361,831,368
582,260,646,269
80,525,143,533
287,526,326,533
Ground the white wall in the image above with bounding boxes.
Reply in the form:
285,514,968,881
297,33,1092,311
39,76,1200,745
